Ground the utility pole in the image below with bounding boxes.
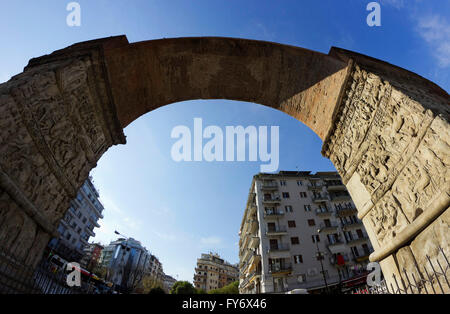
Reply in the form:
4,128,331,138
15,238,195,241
316,229,329,294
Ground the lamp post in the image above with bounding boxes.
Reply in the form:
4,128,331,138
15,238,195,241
316,229,329,294
113,230,132,293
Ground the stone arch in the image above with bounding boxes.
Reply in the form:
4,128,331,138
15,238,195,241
0,35,448,293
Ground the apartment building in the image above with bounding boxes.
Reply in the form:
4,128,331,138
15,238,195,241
80,242,104,270
193,253,239,292
99,238,155,292
48,177,104,262
239,171,374,294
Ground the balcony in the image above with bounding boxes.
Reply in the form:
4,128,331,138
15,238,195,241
89,215,100,228
264,209,285,219
244,253,261,273
335,206,358,217
330,193,351,202
341,221,364,231
326,240,347,254
248,236,260,249
246,219,258,234
268,244,291,258
315,207,333,217
85,227,95,237
326,182,346,191
330,254,350,266
262,196,281,204
318,222,339,234
266,226,287,236
353,252,371,263
312,194,330,202
261,182,278,191
346,235,370,246
268,263,292,275
308,184,324,191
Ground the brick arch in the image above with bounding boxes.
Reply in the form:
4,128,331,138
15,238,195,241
0,35,448,293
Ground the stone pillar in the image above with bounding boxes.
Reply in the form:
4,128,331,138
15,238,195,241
322,48,449,293
0,42,125,270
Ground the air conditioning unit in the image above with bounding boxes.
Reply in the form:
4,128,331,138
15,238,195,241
307,268,318,277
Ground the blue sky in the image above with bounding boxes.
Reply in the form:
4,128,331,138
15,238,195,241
1,0,448,282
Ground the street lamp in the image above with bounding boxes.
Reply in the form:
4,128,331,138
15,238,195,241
316,229,329,294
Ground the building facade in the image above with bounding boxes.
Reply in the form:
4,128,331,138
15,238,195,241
80,242,104,270
193,253,239,292
48,177,104,262
99,238,155,292
163,274,177,292
239,171,374,294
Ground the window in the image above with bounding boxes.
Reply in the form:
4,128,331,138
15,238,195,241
294,255,303,264
291,237,300,245
307,219,315,226
312,235,320,243
77,227,82,234
362,244,370,255
82,217,87,224
282,192,290,199
280,180,286,186
299,192,307,198
351,246,359,257
297,274,306,282
297,180,303,186
356,229,364,239
304,205,311,212
288,220,296,228
285,205,293,213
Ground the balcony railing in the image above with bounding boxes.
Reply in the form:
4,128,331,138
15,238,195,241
341,221,363,230
335,206,358,217
315,208,333,216
268,243,290,252
312,194,330,202
266,226,287,235
326,239,345,247
263,196,281,203
347,235,369,245
318,222,339,233
268,263,292,274
261,182,278,190
307,184,324,190
330,193,351,202
264,209,284,217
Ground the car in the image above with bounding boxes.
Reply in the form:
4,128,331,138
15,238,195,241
286,289,309,294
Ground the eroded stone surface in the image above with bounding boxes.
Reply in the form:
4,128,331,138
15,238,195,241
0,37,448,293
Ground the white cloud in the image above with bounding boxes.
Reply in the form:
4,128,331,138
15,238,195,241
416,14,450,67
380,0,406,9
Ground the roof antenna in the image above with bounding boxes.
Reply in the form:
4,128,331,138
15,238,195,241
295,166,301,176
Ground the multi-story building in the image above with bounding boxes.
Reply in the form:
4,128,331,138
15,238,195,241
48,177,104,262
80,242,104,270
163,274,177,292
239,171,374,294
99,238,153,292
149,254,165,281
193,253,239,292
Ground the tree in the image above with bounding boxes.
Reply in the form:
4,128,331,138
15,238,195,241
208,281,239,294
134,274,165,294
170,281,197,294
